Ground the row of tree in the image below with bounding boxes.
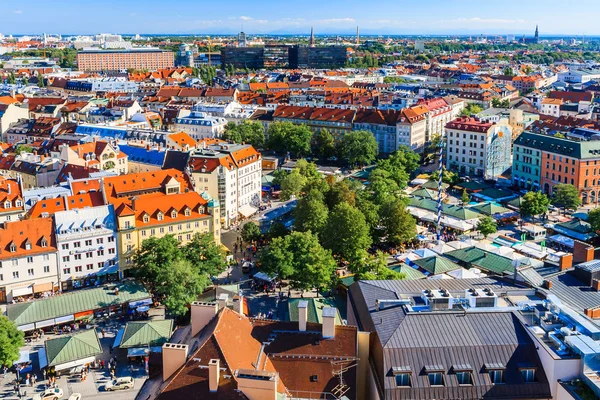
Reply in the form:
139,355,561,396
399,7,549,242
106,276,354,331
222,121,380,167
258,149,423,292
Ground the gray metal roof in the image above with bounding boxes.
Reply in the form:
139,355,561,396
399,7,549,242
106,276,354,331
576,260,600,273
546,272,600,314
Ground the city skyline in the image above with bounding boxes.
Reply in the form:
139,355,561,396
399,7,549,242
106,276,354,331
2,0,600,36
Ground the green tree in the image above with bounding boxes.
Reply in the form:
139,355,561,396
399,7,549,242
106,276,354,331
15,144,33,154
0,315,24,366
502,66,514,76
182,233,227,277
588,208,600,234
22,76,29,86
380,199,417,246
267,122,312,157
521,191,550,221
322,202,372,262
294,195,329,234
476,216,497,238
460,103,484,117
552,184,581,214
280,169,308,200
376,146,420,187
7,72,16,85
430,168,460,186
354,251,406,280
340,130,378,167
326,179,357,209
103,161,115,170
163,259,210,316
266,221,289,240
259,231,336,292
37,73,45,88
241,222,261,243
461,189,470,205
222,121,265,148
369,168,400,205
311,128,336,160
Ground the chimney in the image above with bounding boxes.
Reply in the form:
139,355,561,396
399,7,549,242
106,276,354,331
235,369,278,400
236,295,244,315
559,253,573,271
593,279,600,292
298,300,308,332
162,343,188,381
190,301,218,337
208,359,220,392
217,293,229,310
573,240,594,264
322,307,336,339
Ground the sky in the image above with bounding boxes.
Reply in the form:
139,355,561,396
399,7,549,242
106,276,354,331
2,0,600,36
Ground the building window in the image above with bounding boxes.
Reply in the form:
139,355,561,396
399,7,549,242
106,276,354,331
27,256,33,263
13,271,19,279
9,243,16,252
74,242,81,248
108,236,115,242
143,215,150,223
75,266,82,272
395,373,411,387
456,371,473,385
428,372,444,386
521,368,536,383
157,212,164,221
87,264,94,270
62,244,69,250
171,210,177,218
63,256,70,262
85,240,92,246
43,266,50,273
489,369,505,384
97,238,103,244
126,233,131,240
86,252,93,258
28,268,34,276
75,254,81,260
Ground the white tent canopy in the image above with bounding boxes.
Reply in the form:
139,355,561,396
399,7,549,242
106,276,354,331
239,205,258,218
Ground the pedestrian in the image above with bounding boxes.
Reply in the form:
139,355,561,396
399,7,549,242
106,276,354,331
101,328,106,338
42,369,46,381
100,360,105,369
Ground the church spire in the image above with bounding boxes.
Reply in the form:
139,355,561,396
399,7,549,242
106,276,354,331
310,25,315,47
535,25,539,39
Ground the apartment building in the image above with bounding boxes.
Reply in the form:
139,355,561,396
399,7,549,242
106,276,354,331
76,48,175,72
0,177,25,223
60,140,128,175
102,169,221,272
0,102,29,138
445,117,513,179
513,131,600,204
273,105,356,138
172,110,228,140
0,218,58,303
353,108,427,154
54,205,119,292
416,98,453,142
188,143,262,228
540,98,563,117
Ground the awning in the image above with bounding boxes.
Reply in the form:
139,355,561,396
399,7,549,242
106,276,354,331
113,328,125,349
127,348,149,357
54,315,74,324
35,319,56,329
33,282,54,293
136,306,150,313
38,348,48,369
96,264,119,277
253,272,277,283
74,310,93,321
54,356,96,372
13,350,30,365
239,204,258,218
129,298,152,308
18,323,35,332
12,286,33,297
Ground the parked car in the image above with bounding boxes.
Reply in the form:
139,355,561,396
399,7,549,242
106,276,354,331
242,261,255,273
33,388,64,400
68,394,81,400
105,377,134,391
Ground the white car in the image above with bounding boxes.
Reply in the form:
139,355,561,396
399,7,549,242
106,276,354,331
105,376,134,391
33,388,64,400
68,394,81,400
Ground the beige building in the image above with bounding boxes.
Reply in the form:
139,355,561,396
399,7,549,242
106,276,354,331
76,48,175,72
0,103,29,138
60,140,128,175
102,169,220,273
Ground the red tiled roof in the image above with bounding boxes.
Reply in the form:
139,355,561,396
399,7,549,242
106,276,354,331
0,218,56,260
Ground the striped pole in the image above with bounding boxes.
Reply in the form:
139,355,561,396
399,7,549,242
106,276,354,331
436,137,444,241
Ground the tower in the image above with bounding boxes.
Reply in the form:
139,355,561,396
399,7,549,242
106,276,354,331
310,25,315,47
535,25,539,42
356,26,360,46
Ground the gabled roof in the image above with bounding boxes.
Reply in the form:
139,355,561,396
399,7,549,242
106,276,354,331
0,217,56,260
120,320,173,348
445,246,515,275
412,255,461,275
45,329,102,367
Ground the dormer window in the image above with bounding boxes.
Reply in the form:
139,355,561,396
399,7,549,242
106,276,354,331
40,237,48,248
143,214,150,223
9,242,16,252
157,212,164,221
4,201,10,209
171,210,177,218
24,240,32,251
184,207,191,217
15,200,22,207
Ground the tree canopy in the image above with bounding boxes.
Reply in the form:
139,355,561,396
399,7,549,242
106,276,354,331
267,122,312,157
588,208,600,234
322,202,372,262
339,130,378,167
476,216,497,238
551,184,581,213
134,234,226,316
0,316,24,366
259,231,336,292
241,222,262,243
311,128,336,160
222,121,265,148
380,199,417,246
521,191,550,221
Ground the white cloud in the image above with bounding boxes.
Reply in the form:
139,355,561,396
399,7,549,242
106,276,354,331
239,16,253,21
12,10,22,14
318,18,355,24
441,17,527,24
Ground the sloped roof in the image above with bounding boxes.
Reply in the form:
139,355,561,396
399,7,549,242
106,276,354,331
45,329,102,367
7,281,150,326
287,298,342,325
412,255,461,275
120,320,173,348
444,247,515,275
388,263,427,280
470,202,511,216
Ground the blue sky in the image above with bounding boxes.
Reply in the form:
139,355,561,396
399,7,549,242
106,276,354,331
2,0,600,35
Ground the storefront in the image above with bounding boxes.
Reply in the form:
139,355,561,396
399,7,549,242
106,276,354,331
61,268,120,292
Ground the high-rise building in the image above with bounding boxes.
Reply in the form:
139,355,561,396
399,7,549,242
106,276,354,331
310,26,315,47
289,46,347,69
238,31,247,47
